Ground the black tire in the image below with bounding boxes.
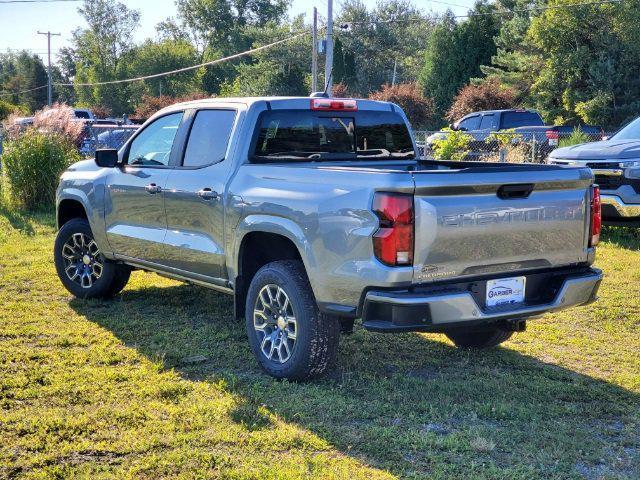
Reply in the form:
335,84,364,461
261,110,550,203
445,328,513,348
245,260,340,381
54,218,130,299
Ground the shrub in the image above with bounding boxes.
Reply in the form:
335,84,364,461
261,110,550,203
33,103,85,146
90,104,113,119
559,126,591,147
369,83,436,129
431,128,472,161
1,129,80,210
331,82,350,98
447,80,517,122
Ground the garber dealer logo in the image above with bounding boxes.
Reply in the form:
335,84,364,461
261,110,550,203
488,286,513,299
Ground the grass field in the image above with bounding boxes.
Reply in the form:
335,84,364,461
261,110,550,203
0,209,638,479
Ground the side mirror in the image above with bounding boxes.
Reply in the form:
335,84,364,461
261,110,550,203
95,149,119,168
448,123,457,130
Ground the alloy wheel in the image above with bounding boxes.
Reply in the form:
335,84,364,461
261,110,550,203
253,284,298,363
61,233,103,289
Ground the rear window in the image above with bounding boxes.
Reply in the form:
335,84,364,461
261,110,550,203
501,111,544,128
251,110,415,161
74,110,91,119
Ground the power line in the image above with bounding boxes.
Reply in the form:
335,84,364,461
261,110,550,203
0,84,48,98
55,31,310,87
1,31,311,97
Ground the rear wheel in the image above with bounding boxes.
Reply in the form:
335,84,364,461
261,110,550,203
54,218,130,299
245,260,339,381
445,328,513,348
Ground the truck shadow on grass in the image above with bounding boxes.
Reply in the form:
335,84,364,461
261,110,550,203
69,281,639,478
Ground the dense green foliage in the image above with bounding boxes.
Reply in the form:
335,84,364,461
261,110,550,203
419,2,501,124
2,0,640,128
1,130,80,210
0,52,49,111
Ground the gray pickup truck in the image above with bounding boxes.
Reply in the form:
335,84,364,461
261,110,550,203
55,96,603,380
548,115,640,225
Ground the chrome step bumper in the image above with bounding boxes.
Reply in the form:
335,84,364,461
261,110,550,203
601,194,640,218
362,269,602,333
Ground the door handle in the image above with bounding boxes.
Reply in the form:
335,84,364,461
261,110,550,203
197,188,219,201
145,183,162,194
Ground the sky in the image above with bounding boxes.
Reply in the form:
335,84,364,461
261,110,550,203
0,0,476,65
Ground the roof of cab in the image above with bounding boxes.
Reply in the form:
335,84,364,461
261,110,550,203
158,96,398,114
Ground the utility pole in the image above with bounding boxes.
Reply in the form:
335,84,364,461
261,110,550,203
311,7,318,93
391,58,397,87
324,0,333,96
37,30,60,106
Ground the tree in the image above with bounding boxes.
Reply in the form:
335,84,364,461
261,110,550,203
223,60,307,97
0,52,48,112
480,0,542,104
419,1,501,123
169,0,289,94
447,79,517,121
72,0,141,114
483,0,640,128
369,83,436,129
527,0,640,127
337,0,434,95
127,39,200,100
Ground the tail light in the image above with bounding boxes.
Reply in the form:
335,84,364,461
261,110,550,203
589,185,601,247
372,192,414,266
310,98,358,111
546,130,559,146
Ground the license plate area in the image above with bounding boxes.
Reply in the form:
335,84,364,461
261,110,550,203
486,276,526,307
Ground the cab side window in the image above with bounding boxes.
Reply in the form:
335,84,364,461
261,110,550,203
458,115,480,131
127,112,183,166
182,109,237,167
479,114,495,130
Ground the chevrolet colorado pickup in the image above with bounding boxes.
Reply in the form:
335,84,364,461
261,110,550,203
55,96,603,380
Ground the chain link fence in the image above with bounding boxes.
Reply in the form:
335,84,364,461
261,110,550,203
414,129,610,163
80,123,140,157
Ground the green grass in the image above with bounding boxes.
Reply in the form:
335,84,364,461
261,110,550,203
1,211,638,479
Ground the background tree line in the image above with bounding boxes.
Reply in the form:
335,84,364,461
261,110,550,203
1,0,639,130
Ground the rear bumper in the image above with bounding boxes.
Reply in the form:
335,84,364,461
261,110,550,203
600,194,640,219
362,268,602,333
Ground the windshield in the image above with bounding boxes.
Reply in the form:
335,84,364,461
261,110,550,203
611,116,640,140
251,110,415,161
501,111,544,128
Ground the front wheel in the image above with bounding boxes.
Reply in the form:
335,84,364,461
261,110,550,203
54,218,130,299
445,328,513,348
245,260,339,381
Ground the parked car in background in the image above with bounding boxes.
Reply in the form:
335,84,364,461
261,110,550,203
55,96,602,380
73,109,96,121
426,109,602,161
548,115,640,225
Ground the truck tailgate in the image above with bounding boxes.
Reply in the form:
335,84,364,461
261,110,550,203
411,166,593,283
